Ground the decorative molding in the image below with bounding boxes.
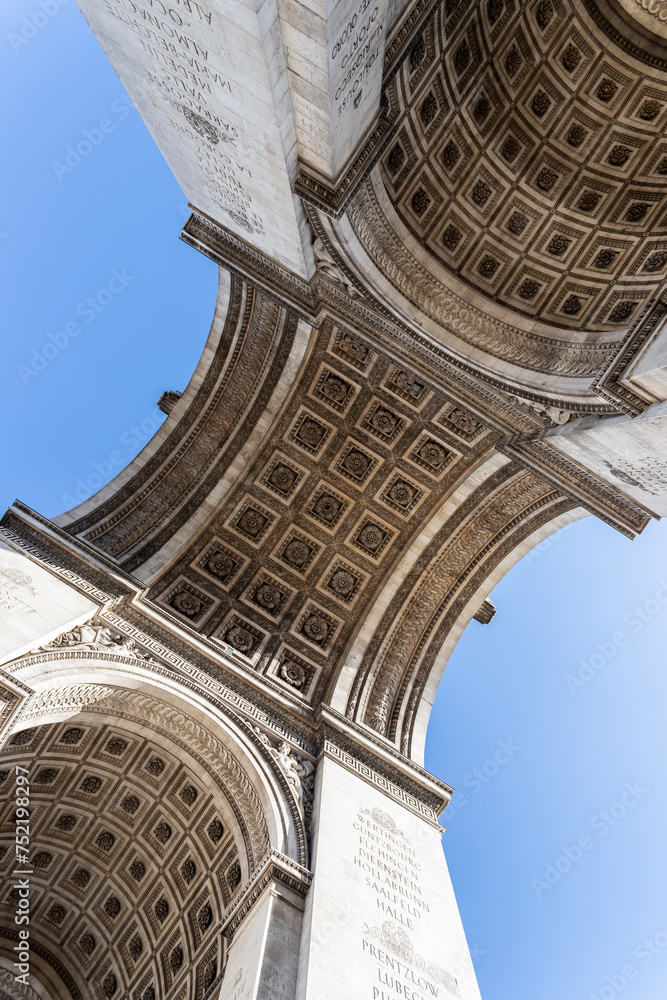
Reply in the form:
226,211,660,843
14,684,272,870
591,298,667,414
182,214,316,316
320,713,451,816
382,0,442,80
628,0,667,26
8,618,316,865
64,279,300,573
583,0,667,68
0,517,320,752
183,205,621,420
0,668,33,743
322,739,442,824
295,114,397,218
184,205,620,418
0,966,43,1000
310,214,617,415
221,850,312,939
503,438,652,537
97,607,318,755
0,524,114,604
346,177,618,376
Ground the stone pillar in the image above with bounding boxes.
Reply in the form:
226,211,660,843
74,0,391,273
545,405,667,518
0,535,98,666
296,738,482,1000
74,0,312,277
222,853,313,1000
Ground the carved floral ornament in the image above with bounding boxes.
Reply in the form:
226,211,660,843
348,0,667,368
0,711,237,1000
14,684,273,866
349,467,577,750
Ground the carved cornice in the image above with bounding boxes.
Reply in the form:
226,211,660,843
346,177,618,377
295,114,397,218
8,643,315,870
221,850,312,939
0,519,123,605
382,0,441,80
591,298,667,415
9,637,314,754
503,438,652,538
182,213,316,316
109,604,319,751
322,738,443,823
319,707,452,819
182,205,620,420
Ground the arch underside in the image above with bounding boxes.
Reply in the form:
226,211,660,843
1,714,237,1000
7,0,667,996
317,0,667,401
37,283,646,760
0,670,310,1000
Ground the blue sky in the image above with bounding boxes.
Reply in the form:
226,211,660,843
2,3,666,999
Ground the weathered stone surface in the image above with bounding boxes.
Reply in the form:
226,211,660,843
6,0,667,996
0,538,97,665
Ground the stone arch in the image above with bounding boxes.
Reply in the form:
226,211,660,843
1,715,234,999
319,0,667,405
331,459,588,761
54,272,306,578
7,650,310,868
0,659,312,1000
